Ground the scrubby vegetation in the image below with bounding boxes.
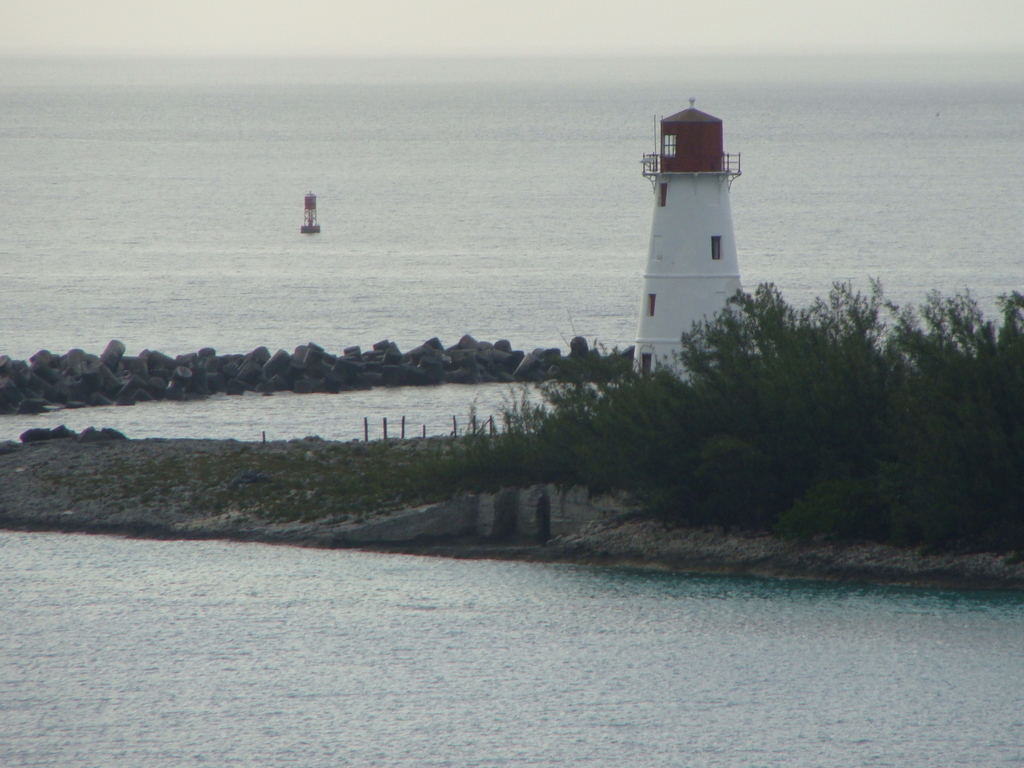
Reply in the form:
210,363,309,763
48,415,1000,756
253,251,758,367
45,439,458,524
444,283,1024,552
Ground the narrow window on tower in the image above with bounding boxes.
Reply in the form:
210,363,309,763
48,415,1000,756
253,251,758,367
641,353,652,373
711,235,722,260
648,293,656,316
662,133,676,157
659,183,667,207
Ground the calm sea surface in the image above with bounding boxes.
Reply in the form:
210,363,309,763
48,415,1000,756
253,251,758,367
2,57,1023,440
2,531,1023,768
2,60,1024,766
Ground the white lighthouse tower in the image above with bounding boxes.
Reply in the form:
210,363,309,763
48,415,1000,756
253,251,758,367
634,99,741,372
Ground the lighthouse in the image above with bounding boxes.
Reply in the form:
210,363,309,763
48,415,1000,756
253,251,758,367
634,99,741,372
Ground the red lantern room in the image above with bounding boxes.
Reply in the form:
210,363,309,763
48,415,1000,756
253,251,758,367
642,98,740,178
301,192,320,234
660,99,723,172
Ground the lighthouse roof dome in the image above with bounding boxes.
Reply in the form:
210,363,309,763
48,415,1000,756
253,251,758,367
662,107,721,123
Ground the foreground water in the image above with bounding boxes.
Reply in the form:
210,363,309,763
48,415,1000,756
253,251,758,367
1,531,1022,767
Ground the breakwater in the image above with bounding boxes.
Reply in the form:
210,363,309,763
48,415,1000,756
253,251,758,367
0,335,609,415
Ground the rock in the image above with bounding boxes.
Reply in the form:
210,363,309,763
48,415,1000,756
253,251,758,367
503,350,525,373
26,372,59,401
120,355,146,377
246,346,272,366
19,427,52,443
513,350,544,380
225,379,246,396
98,362,120,395
235,359,263,385
190,368,209,395
263,349,290,379
30,359,61,385
145,350,177,372
148,376,167,397
493,339,512,353
303,342,325,366
172,365,193,382
206,373,226,393
457,334,479,351
570,336,590,357
63,348,88,377
343,345,362,358
133,388,154,402
447,349,474,367
49,424,77,440
418,357,445,384
11,359,30,387
353,372,381,390
99,340,126,371
293,378,314,394
17,398,49,414
254,380,275,394
175,352,198,368
333,358,364,381
323,372,347,393
202,356,224,374
116,375,144,401
101,428,128,440
29,349,54,370
372,339,390,351
0,376,25,407
198,347,217,359
88,393,114,407
77,426,105,443
445,368,476,384
164,381,186,401
380,365,403,387
381,343,402,366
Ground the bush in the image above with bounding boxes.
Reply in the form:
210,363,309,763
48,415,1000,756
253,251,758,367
441,283,1024,551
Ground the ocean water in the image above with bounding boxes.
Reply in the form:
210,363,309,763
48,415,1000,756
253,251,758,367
2,531,1023,767
3,59,1024,767
2,57,1023,440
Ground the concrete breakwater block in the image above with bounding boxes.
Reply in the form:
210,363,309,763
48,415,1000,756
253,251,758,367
0,336,628,415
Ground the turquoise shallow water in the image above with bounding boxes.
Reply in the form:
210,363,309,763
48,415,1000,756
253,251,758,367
2,530,1023,767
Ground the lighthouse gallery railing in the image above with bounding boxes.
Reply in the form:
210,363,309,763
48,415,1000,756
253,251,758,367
641,152,741,178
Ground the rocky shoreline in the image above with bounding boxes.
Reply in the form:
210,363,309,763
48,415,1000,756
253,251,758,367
0,334,606,415
3,434,1023,591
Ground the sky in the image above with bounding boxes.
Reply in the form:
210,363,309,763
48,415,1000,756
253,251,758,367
1,0,1023,57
